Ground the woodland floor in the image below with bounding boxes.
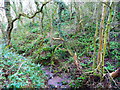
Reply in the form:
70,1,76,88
0,26,119,88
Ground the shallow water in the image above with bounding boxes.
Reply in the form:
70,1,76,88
42,66,71,88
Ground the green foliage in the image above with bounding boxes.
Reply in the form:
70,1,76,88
30,28,39,33
12,24,69,64
54,48,68,59
109,41,120,68
105,62,114,71
69,76,86,88
80,63,87,67
32,45,54,64
1,1,120,88
116,12,120,21
33,44,69,65
66,30,94,58
0,45,46,88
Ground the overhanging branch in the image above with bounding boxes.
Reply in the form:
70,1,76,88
7,0,52,32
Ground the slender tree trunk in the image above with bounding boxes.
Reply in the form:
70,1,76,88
74,2,81,32
97,2,106,74
92,3,99,69
93,18,98,69
50,5,54,46
103,2,112,67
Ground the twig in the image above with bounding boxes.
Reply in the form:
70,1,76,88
12,61,26,76
6,64,16,74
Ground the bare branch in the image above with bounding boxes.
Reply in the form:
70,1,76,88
6,0,52,45
7,0,52,35
0,7,5,9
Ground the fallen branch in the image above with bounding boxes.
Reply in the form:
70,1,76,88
52,37,64,41
105,67,120,89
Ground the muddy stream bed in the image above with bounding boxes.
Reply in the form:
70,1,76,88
42,66,72,88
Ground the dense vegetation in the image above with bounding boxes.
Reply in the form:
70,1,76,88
0,0,120,88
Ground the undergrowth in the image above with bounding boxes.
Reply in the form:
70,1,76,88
0,44,46,88
10,18,119,88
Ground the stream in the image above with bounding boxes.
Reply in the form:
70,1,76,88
42,66,72,88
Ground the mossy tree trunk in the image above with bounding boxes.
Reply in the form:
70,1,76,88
95,1,113,76
93,17,98,69
103,2,113,68
96,2,106,74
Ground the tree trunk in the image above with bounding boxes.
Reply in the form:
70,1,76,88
97,2,106,74
92,3,99,69
4,0,12,46
103,2,113,68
